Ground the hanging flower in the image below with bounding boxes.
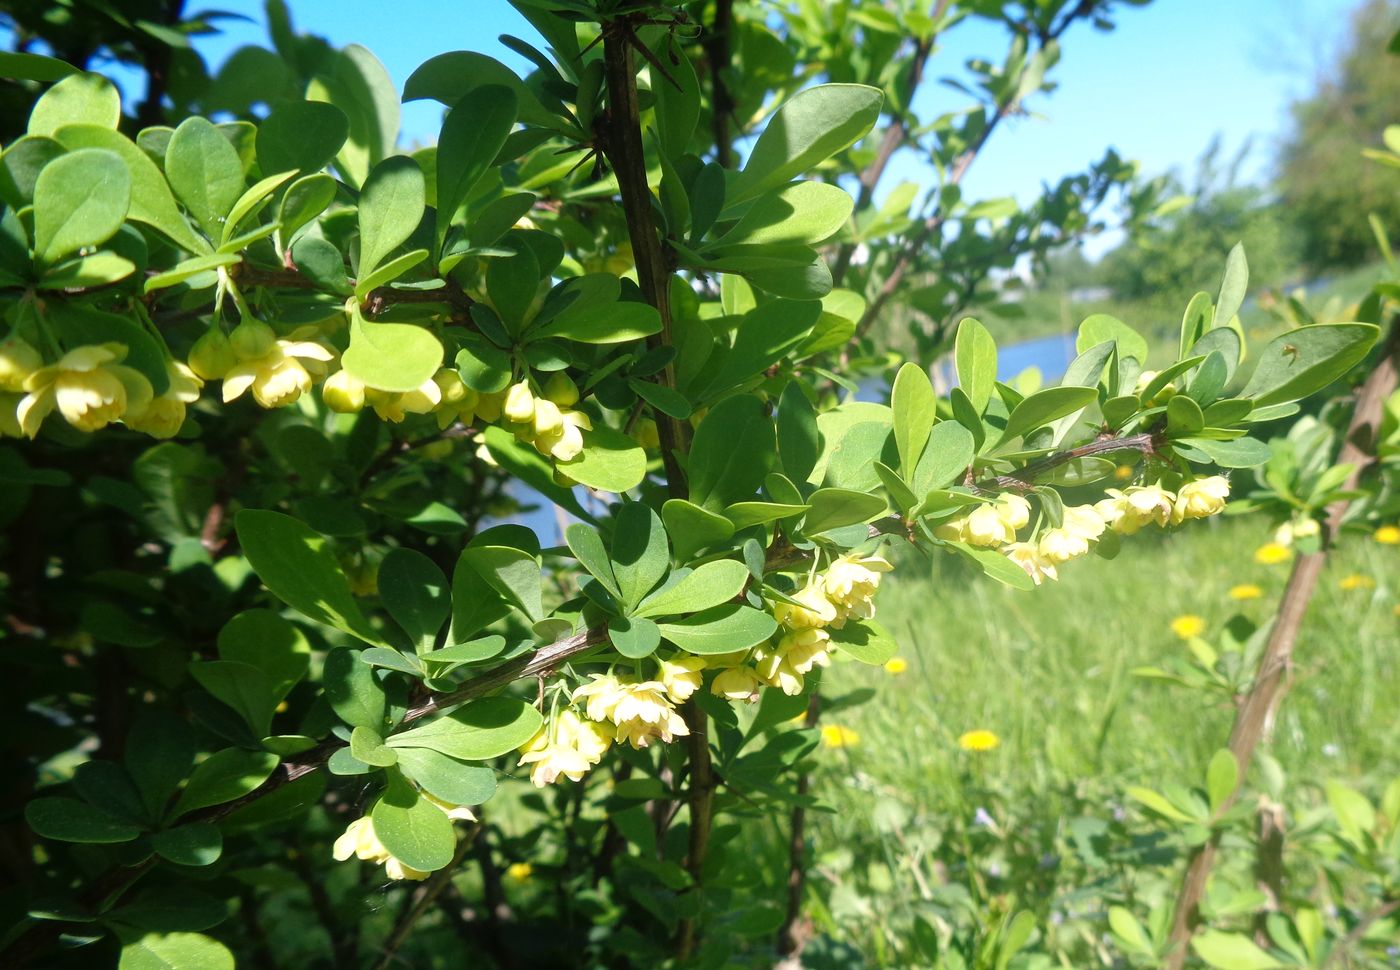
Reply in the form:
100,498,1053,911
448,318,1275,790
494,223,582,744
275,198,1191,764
18,343,153,436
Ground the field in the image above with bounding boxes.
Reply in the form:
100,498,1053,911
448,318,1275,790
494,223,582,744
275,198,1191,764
776,515,1400,964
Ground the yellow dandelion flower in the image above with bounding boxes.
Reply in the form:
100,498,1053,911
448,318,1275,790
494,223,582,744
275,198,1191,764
1338,573,1375,591
506,862,533,880
1254,543,1293,565
1114,464,1134,481
820,724,860,749
958,729,1000,752
884,657,908,675
1170,614,1206,639
1374,525,1400,545
1228,584,1263,601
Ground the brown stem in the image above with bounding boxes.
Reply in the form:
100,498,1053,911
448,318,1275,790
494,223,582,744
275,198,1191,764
831,0,951,287
776,691,822,957
368,828,479,970
1162,322,1399,969
701,0,735,168
599,16,691,495
675,699,714,960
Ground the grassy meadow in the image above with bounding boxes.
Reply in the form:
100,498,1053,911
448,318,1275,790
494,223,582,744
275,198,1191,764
778,514,1400,964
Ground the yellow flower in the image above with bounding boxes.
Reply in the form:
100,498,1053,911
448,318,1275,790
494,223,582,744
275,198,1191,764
631,417,661,450
186,327,236,380
228,318,276,359
752,643,806,696
958,729,1000,752
1337,573,1375,591
777,627,832,674
543,371,579,407
124,361,203,439
432,369,479,428
1373,525,1400,545
536,408,591,462
883,657,908,675
0,334,43,391
772,582,838,631
365,377,441,423
18,343,154,436
506,862,533,881
1003,541,1058,586
222,339,334,409
322,369,367,413
516,709,612,786
821,552,893,624
571,673,688,749
1169,614,1206,639
1096,485,1175,534
820,724,860,749
710,665,761,701
1114,463,1134,481
658,655,706,704
1228,584,1263,600
1172,476,1230,523
1254,542,1293,565
503,379,535,423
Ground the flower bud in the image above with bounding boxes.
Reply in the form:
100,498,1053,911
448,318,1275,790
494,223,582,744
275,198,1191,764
229,319,276,360
322,369,367,413
475,390,505,423
503,380,535,423
532,398,563,437
1172,475,1229,523
187,328,237,380
631,417,661,450
543,371,579,407
0,335,43,392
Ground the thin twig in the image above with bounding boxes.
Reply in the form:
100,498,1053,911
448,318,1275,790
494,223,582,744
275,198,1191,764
368,828,479,970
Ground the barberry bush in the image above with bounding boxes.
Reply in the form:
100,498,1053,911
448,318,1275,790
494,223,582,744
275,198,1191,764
0,1,1388,967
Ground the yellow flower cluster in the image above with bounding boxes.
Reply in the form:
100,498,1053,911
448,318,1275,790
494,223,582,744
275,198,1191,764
934,494,1031,547
710,553,893,698
516,708,613,787
572,665,697,749
499,375,592,462
1095,477,1230,534
5,340,204,441
332,794,475,881
199,319,336,410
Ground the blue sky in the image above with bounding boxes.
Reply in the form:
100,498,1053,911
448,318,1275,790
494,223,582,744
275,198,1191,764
93,0,1355,255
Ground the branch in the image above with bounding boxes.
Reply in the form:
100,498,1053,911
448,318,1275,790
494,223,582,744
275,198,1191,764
1163,320,1400,970
700,0,735,168
368,828,479,970
599,17,691,496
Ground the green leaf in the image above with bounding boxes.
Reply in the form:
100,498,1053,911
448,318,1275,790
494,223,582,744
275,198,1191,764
1107,907,1155,957
695,300,821,400
611,502,670,610
118,932,235,970
1179,291,1214,359
636,560,749,618
357,155,425,279
1213,242,1248,329
151,823,222,866
1176,436,1271,468
727,84,883,208
144,252,241,292
256,100,349,177
436,87,517,255
716,181,853,247
955,317,998,414
1326,781,1376,847
1077,313,1148,365
559,426,648,493
652,33,700,157
630,379,692,419
999,387,1099,444
657,604,777,655
173,749,280,817
371,780,457,873
404,50,554,129
1206,749,1238,816
611,615,661,658
1191,930,1284,969
725,501,809,529
913,422,975,494
1241,323,1380,406
38,252,135,289
341,312,444,394
565,523,621,599
533,299,661,344
351,726,398,767
424,636,507,666
216,609,310,703
278,174,338,252
661,499,736,563
28,72,120,136
164,117,245,238
1167,395,1205,435
53,125,209,254
777,382,820,483
393,748,497,806
891,362,935,477
220,170,295,246
946,542,1035,591
323,648,388,731
689,395,775,511
189,661,276,738
26,797,142,843
235,509,384,645
1127,786,1199,823
0,51,78,83
804,487,887,534
828,618,897,665
124,712,195,820
379,548,450,651
460,545,543,622
388,697,543,760
32,148,130,264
